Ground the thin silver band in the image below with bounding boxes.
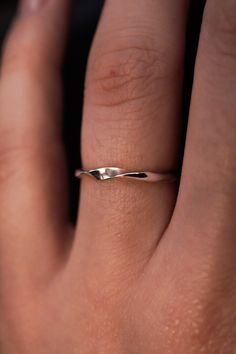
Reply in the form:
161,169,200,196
75,167,177,183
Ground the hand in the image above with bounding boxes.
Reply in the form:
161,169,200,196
0,0,236,353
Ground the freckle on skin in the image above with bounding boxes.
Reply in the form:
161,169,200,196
197,304,203,311
192,321,198,328
208,339,213,347
192,298,200,305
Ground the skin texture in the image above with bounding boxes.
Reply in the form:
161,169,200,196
0,0,236,353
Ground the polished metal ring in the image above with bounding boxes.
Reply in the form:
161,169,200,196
75,167,177,183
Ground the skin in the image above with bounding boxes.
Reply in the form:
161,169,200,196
0,0,236,353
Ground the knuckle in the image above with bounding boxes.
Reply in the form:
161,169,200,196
0,132,43,186
2,45,45,80
1,22,53,79
0,143,30,185
86,35,170,110
203,1,236,59
2,25,30,72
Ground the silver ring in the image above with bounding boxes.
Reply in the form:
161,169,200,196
75,167,177,183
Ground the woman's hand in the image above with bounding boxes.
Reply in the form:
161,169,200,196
0,0,236,353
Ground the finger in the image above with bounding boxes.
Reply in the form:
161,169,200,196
74,0,189,272
151,2,236,343
169,1,236,254
0,0,70,287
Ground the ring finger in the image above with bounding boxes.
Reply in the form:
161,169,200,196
73,0,189,273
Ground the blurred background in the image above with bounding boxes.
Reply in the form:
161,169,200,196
0,0,206,222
